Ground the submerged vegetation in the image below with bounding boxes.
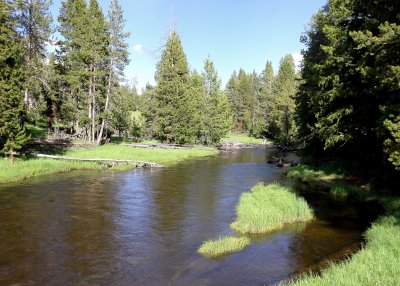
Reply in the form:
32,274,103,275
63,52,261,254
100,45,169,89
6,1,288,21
231,183,314,234
198,236,251,257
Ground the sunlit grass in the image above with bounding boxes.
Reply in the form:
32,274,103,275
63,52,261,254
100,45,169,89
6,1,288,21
0,144,218,183
285,199,400,286
0,158,101,184
285,164,346,183
221,133,269,145
231,183,314,234
63,144,218,166
198,236,251,257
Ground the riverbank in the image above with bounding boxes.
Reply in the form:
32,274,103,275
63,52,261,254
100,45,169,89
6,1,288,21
0,144,218,184
285,164,400,285
221,133,271,145
287,198,400,286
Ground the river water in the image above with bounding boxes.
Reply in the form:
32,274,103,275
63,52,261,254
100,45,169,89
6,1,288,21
0,148,377,285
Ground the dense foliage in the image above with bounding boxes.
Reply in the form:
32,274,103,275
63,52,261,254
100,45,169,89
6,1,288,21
0,0,29,160
297,0,400,171
225,56,298,144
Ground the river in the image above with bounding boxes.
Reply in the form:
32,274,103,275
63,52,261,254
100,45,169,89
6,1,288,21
0,148,377,285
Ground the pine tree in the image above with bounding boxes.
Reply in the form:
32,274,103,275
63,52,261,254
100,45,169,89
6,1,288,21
297,0,400,171
154,31,191,143
58,0,91,137
200,58,230,145
0,0,29,161
17,0,53,117
97,0,130,145
87,0,108,142
268,55,296,144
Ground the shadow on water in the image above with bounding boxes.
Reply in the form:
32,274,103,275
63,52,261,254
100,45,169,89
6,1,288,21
0,148,380,285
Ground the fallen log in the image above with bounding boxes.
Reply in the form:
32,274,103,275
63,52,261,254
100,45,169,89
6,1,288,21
124,143,193,149
34,154,164,168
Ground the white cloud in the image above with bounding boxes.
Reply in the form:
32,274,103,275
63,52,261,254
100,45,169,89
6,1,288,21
133,44,144,52
291,52,303,72
132,43,158,60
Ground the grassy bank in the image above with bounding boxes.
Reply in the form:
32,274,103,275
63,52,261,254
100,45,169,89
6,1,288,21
286,199,400,286
0,158,101,184
231,183,314,234
221,133,269,145
285,164,374,200
0,144,218,184
284,163,400,285
62,144,218,166
285,164,346,183
198,236,251,257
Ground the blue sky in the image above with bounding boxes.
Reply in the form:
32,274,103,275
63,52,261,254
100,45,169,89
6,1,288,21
50,0,326,92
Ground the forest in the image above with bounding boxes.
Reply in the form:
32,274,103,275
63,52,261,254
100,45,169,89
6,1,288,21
0,0,399,176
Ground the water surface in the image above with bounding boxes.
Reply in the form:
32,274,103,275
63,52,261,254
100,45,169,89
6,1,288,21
0,148,376,285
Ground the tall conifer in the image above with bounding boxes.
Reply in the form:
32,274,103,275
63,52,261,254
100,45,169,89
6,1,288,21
0,0,29,160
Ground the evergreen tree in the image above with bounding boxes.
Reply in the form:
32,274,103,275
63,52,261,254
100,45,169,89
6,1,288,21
225,70,239,130
97,0,130,144
17,0,53,117
200,58,230,145
58,0,91,137
109,85,136,138
297,0,400,171
252,61,274,137
0,0,29,161
248,70,262,136
138,83,158,138
87,0,108,142
154,31,192,143
268,55,296,144
58,0,108,142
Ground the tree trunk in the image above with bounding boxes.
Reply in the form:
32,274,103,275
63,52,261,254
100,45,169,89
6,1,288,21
97,62,113,146
88,68,93,142
92,73,96,143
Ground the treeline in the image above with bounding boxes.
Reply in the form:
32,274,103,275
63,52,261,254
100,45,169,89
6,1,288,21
297,0,400,172
1,0,300,156
225,55,298,144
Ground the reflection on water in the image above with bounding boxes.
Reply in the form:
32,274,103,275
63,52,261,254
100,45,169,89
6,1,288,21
0,148,377,285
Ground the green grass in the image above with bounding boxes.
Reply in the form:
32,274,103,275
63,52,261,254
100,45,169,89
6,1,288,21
285,199,400,286
198,236,251,257
221,133,269,145
0,158,102,184
285,165,376,200
231,183,314,234
285,164,346,183
62,144,218,166
0,144,218,184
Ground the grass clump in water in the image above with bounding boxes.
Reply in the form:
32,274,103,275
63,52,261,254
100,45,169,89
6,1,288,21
198,236,251,257
231,183,314,234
